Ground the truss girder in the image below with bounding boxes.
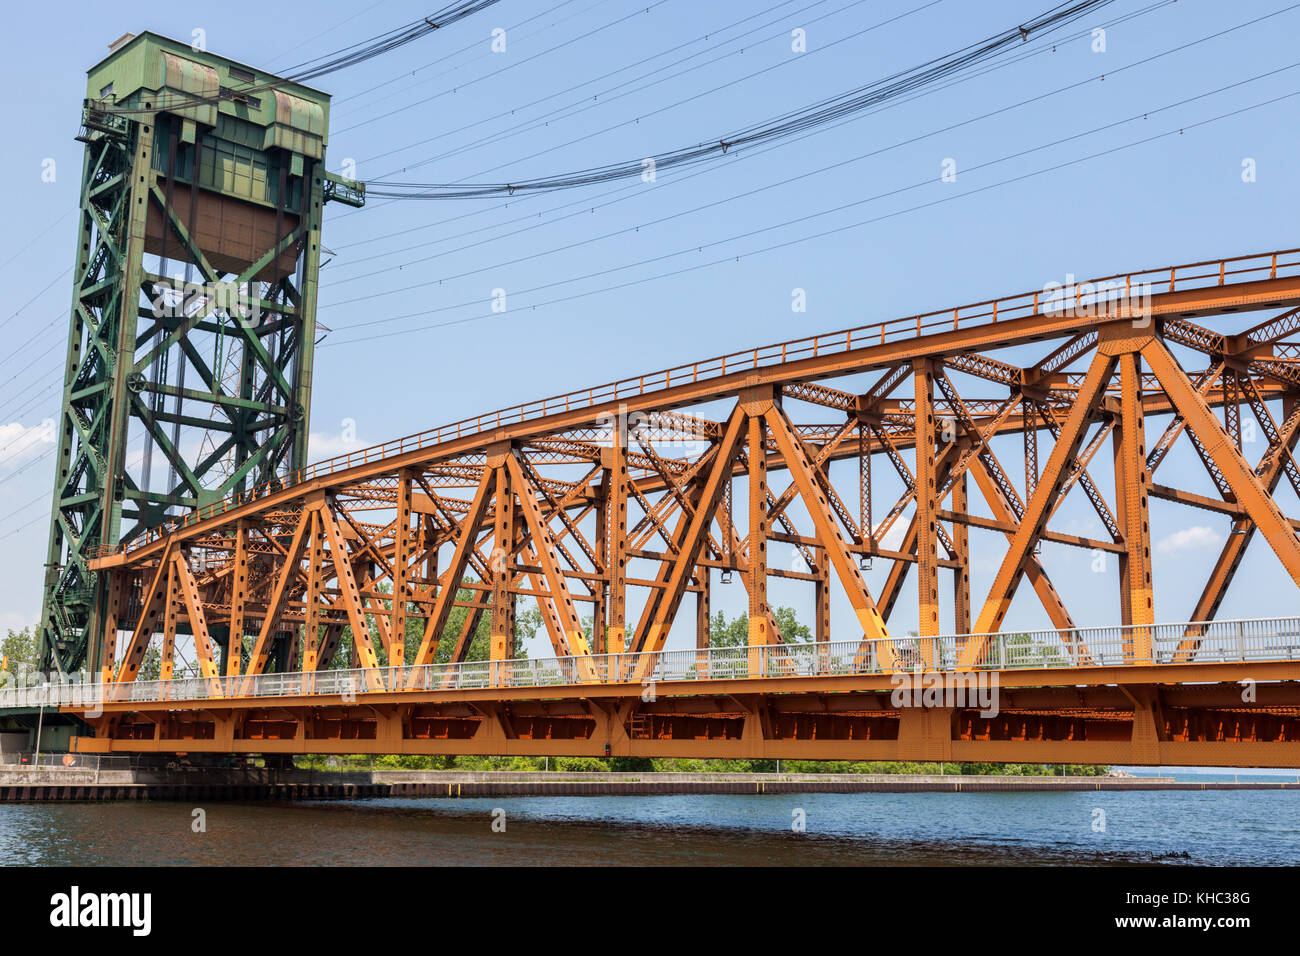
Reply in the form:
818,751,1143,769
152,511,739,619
72,258,1300,694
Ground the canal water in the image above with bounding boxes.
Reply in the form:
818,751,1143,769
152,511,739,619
2,786,1297,865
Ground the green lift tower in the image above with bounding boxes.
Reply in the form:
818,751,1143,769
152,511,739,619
39,32,363,676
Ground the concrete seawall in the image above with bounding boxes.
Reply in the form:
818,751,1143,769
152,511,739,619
1,767,1297,801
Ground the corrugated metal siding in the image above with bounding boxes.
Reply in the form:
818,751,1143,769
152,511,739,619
266,90,325,159
159,52,218,126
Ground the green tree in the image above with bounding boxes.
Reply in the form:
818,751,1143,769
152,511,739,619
138,646,162,682
649,757,1109,775
422,588,535,664
0,627,36,674
320,579,538,671
708,607,812,646
995,631,1072,668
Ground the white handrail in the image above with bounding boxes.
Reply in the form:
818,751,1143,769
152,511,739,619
1,616,1297,710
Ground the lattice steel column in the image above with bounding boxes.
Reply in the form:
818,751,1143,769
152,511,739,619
489,462,517,672
602,442,628,656
859,423,872,552
951,469,971,635
1112,351,1155,646
746,412,771,659
392,470,414,668
39,34,363,675
913,359,940,644
815,546,831,643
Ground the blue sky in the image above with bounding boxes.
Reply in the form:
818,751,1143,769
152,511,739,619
0,0,1298,650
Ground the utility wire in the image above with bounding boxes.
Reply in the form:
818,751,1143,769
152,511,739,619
0,384,60,428
329,0,1215,287
331,0,1173,252
334,0,650,133
0,445,57,483
0,211,74,279
364,0,1117,198
333,0,593,108
0,490,49,526
0,423,54,461
321,84,1300,347
0,268,70,335
0,317,64,371
0,379,59,423
267,0,393,71
0,512,46,541
326,3,1264,302
324,0,943,223
361,0,928,176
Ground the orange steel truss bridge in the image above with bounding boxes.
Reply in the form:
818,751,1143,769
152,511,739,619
24,247,1300,767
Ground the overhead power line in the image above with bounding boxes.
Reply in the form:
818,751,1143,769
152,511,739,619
267,0,392,71
358,0,907,176
321,84,1300,347
333,0,653,133
332,0,592,109
328,0,1174,257
363,0,1118,199
322,0,1273,288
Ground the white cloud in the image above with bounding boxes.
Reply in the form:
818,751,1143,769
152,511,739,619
1060,516,1105,538
1156,525,1223,555
308,429,368,462
873,519,908,552
0,420,55,469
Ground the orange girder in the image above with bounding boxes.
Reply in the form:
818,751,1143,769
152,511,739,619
69,246,1300,764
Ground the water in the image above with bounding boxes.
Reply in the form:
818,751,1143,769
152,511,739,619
2,788,1297,865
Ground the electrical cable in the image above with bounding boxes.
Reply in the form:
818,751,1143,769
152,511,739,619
334,0,659,133
329,0,1174,251
359,0,931,176
320,84,1300,348
333,0,593,108
326,2,1234,291
336,0,830,138
363,0,1118,198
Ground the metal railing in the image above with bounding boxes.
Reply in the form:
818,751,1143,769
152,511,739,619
105,248,1300,557
0,753,132,771
1,617,1297,711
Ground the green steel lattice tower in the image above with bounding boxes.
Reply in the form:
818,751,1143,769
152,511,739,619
39,32,363,676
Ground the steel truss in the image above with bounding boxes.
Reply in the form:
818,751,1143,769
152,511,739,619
72,248,1300,764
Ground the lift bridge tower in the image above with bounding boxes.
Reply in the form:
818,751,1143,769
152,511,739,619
39,32,364,675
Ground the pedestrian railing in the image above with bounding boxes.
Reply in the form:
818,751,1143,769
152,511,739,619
0,617,1297,711
0,753,132,771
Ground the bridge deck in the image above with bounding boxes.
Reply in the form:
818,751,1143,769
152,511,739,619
3,617,1297,710
4,619,1299,768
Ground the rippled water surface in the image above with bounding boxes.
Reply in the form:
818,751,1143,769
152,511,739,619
2,788,1297,866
